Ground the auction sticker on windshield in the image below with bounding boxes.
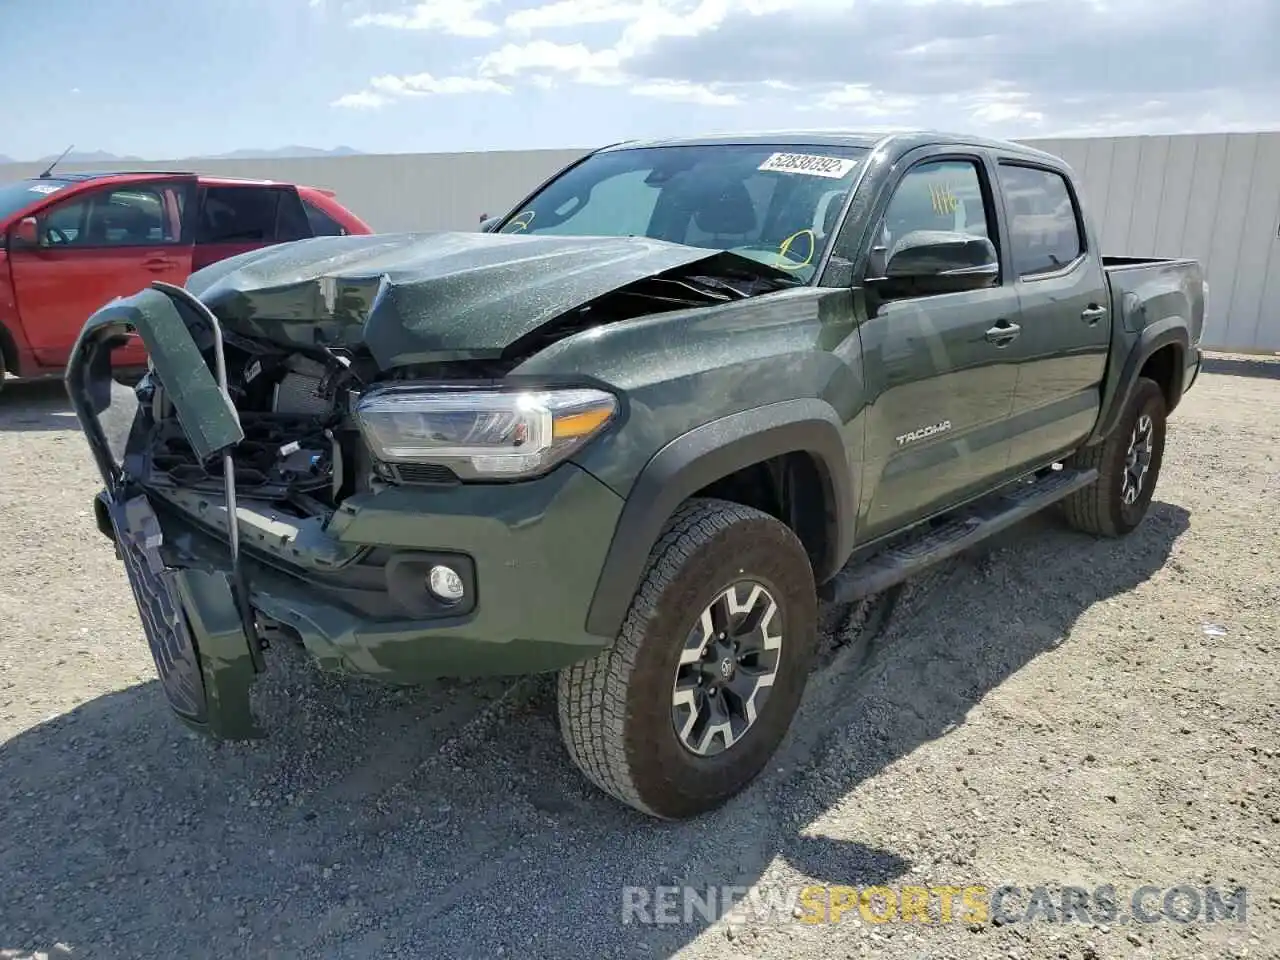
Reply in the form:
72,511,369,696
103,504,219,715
757,152,858,179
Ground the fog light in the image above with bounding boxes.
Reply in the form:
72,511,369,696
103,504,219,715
427,564,465,604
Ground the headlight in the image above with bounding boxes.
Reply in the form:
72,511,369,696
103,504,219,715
354,386,618,480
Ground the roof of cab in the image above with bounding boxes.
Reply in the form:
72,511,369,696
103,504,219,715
597,128,1067,166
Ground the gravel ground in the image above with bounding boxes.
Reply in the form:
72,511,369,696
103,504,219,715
1,360,1277,960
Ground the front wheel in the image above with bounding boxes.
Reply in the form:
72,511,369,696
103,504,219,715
1060,375,1168,537
557,498,818,820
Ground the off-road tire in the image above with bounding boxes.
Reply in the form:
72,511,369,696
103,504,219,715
1059,376,1167,537
557,497,818,820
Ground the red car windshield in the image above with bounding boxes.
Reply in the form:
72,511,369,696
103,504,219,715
0,179,75,222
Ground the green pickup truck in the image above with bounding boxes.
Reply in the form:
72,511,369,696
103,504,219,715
66,130,1205,820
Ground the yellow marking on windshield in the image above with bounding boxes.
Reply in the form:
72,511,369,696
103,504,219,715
776,229,816,270
505,210,535,232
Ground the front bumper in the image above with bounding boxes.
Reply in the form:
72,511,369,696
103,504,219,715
67,289,625,739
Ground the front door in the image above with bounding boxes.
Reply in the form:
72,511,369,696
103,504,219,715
994,161,1112,474
10,178,195,368
855,152,1023,543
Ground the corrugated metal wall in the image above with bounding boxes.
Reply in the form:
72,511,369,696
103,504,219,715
2,132,1278,351
1026,132,1280,352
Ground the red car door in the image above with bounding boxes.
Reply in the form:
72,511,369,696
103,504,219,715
8,176,196,369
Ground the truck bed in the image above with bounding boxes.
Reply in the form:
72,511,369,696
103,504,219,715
1102,255,1194,270
1103,255,1205,349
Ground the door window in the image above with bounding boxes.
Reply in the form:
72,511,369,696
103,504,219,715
997,164,1085,277
882,159,992,246
196,186,281,243
871,158,996,288
37,185,182,248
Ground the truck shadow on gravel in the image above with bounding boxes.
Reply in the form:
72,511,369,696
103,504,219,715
0,502,1190,959
0,381,79,432
1200,355,1280,380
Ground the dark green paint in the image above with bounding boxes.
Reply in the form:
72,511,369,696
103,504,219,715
172,568,265,740
182,230,797,368
66,129,1204,740
75,288,244,461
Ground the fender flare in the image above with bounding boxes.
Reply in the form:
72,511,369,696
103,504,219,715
1087,318,1189,445
584,398,854,638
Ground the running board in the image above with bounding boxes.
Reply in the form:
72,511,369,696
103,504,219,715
821,466,1098,605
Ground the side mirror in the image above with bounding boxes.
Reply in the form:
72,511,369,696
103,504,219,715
870,230,999,297
8,217,38,248
478,215,498,233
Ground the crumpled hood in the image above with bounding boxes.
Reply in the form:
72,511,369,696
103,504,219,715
184,231,786,369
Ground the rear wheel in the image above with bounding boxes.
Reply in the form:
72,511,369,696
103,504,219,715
1060,376,1167,537
557,498,818,820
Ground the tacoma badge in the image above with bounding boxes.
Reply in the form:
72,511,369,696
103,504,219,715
896,420,952,446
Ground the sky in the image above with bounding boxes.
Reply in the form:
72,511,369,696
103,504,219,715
1,0,1277,161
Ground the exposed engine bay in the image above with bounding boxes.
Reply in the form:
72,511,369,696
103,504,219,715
137,335,367,518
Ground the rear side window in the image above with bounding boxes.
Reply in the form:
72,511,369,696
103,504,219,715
275,189,313,242
302,199,349,237
997,164,1085,277
197,186,280,243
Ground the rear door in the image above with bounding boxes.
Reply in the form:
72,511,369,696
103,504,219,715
9,177,196,368
853,149,1023,542
192,184,311,271
995,161,1111,475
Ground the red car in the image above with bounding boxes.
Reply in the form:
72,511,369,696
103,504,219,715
0,171,372,388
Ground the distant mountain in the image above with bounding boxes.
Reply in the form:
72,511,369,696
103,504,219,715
34,150,145,163
194,145,365,160
0,154,14,164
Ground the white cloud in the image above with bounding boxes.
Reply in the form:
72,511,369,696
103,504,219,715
504,0,644,32
370,72,510,95
962,88,1046,127
332,72,509,108
631,80,739,106
330,0,1279,134
331,90,389,109
810,84,920,119
478,40,623,85
351,0,498,36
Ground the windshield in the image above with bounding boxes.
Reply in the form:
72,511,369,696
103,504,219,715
0,179,74,222
496,143,870,282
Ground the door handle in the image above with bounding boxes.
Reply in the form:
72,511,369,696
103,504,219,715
984,320,1021,346
1081,305,1108,324
142,257,175,271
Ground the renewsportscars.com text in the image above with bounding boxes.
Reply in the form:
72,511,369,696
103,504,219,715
621,883,1248,927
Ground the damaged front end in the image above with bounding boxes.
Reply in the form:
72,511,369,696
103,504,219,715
68,283,266,738
65,231,801,740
